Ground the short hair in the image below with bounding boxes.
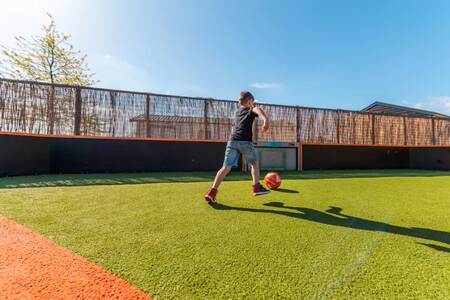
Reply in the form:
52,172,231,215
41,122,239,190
238,91,254,105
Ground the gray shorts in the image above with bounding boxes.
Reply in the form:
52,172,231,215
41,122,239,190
223,140,258,167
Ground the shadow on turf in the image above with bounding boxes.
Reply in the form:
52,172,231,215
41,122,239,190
1,170,449,189
418,243,450,253
272,188,299,194
211,202,450,252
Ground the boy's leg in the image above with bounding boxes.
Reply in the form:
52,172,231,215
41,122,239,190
205,141,239,203
212,166,231,189
250,160,260,185
250,159,269,195
240,142,260,185
240,142,270,195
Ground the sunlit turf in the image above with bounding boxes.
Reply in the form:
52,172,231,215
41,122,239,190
0,170,449,299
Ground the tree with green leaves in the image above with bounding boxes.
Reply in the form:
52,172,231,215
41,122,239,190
0,14,99,134
0,14,95,86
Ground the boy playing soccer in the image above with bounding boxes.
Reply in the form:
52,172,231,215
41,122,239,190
204,91,270,204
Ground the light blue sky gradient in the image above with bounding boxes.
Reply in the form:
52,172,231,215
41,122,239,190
1,0,450,114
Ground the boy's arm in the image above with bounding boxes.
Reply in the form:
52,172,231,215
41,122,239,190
252,106,269,132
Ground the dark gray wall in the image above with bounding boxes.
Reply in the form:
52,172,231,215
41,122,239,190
302,145,411,170
0,134,229,176
1,134,449,176
302,145,450,170
409,148,450,170
0,135,50,176
49,138,228,173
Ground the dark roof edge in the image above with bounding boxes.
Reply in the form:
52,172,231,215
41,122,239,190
362,101,449,118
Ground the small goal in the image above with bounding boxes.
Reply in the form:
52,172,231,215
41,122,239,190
243,141,299,171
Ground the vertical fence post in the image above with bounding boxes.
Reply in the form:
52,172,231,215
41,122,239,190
296,106,301,143
431,118,436,145
110,91,117,137
403,116,408,145
204,100,209,140
48,85,55,134
74,87,82,136
298,144,303,172
352,113,357,144
296,106,302,172
145,94,151,138
371,114,376,144
336,110,341,144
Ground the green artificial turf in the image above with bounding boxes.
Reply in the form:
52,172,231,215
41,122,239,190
0,170,449,299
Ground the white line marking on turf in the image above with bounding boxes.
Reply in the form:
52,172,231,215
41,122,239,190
317,210,395,300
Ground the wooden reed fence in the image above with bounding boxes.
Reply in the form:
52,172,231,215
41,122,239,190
0,78,449,146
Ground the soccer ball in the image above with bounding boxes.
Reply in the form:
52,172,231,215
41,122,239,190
264,172,281,190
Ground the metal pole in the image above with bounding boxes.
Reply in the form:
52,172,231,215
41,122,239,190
298,144,303,171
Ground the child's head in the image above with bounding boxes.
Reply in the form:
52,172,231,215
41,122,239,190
238,91,255,107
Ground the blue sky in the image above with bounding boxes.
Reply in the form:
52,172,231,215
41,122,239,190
1,0,450,114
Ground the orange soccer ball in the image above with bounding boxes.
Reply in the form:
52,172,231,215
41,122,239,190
264,172,282,190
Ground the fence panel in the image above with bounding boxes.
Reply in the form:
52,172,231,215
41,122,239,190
338,111,373,144
374,115,405,145
0,78,449,145
206,100,237,140
0,80,76,135
434,118,450,145
256,104,297,143
404,117,433,145
147,95,205,139
79,89,146,137
297,108,339,143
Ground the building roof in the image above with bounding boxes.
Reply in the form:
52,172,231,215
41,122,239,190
361,101,449,119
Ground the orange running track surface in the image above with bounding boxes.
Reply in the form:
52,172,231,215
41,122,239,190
0,216,152,300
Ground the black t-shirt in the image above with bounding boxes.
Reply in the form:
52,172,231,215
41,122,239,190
229,107,258,141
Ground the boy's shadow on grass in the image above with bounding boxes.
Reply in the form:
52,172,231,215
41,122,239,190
273,188,299,194
211,201,450,253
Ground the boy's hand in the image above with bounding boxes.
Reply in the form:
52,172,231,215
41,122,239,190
252,106,269,132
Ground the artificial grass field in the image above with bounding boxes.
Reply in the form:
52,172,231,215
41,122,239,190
0,170,449,299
